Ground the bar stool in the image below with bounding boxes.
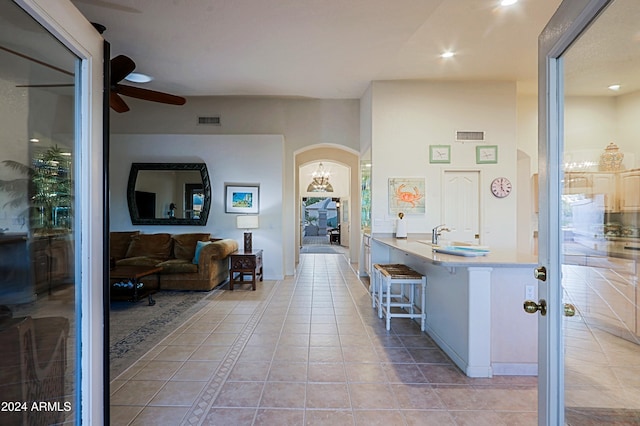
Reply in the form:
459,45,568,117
373,263,426,331
371,264,405,309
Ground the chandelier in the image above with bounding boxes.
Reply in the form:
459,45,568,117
306,162,333,192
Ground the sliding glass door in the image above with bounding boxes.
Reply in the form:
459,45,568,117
0,0,104,423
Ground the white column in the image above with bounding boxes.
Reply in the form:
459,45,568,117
466,266,493,377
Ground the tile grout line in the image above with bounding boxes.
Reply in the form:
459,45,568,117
181,279,283,426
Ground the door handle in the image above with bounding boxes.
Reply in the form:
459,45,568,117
564,303,576,317
523,299,547,316
524,300,576,317
534,266,546,281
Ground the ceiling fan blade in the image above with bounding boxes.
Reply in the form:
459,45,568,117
110,91,129,113
110,55,136,84
1,45,73,77
115,84,186,105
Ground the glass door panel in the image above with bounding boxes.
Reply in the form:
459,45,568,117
561,0,640,423
0,2,79,424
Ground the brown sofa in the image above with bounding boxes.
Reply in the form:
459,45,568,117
110,231,238,291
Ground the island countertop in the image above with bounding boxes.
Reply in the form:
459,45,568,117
369,234,540,377
372,235,538,268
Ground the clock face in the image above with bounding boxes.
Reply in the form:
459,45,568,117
490,177,512,198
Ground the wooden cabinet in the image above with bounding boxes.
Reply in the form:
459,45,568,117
591,172,618,212
561,171,619,212
619,170,640,211
31,232,73,295
0,234,34,304
564,172,591,194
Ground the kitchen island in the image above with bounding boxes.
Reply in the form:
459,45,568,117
370,235,538,377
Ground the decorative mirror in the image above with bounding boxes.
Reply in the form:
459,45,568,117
126,163,211,225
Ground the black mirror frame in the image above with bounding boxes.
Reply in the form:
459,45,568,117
126,162,211,226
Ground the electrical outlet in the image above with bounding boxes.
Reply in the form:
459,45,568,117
525,285,536,300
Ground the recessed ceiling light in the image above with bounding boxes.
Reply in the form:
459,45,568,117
608,84,621,91
440,51,455,59
501,0,518,6
29,138,39,143
124,72,153,83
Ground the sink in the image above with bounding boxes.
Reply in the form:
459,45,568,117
433,246,490,257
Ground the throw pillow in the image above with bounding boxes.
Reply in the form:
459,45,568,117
173,233,211,260
192,240,212,264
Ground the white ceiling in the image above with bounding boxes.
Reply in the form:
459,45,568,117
70,0,564,99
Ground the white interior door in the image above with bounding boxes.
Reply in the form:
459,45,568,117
442,171,480,244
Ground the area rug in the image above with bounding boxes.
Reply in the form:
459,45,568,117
300,245,342,254
109,289,222,380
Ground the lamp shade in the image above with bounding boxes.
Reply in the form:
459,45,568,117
237,215,259,229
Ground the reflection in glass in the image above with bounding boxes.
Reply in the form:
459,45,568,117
0,2,78,424
562,0,640,422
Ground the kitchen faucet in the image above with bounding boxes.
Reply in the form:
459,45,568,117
432,224,450,245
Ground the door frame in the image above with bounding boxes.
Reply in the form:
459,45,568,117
537,1,611,424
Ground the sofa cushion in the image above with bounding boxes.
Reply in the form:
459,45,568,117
116,256,163,267
157,259,198,274
125,233,173,260
110,231,140,260
173,233,211,260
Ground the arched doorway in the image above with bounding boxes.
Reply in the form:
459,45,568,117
294,145,360,266
299,160,349,255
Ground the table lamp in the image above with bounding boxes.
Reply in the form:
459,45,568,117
237,215,259,251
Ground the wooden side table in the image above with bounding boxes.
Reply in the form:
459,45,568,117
229,249,263,290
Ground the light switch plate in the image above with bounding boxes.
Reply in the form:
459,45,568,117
525,285,536,300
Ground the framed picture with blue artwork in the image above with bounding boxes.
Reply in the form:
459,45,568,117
225,184,259,213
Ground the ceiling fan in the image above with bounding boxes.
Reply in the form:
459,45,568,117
6,44,186,113
108,54,186,113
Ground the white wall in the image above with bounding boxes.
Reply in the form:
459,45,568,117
110,96,360,276
110,134,285,280
516,93,539,175
563,95,637,170
610,91,640,169
369,80,519,251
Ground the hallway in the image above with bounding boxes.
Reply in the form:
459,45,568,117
110,254,537,425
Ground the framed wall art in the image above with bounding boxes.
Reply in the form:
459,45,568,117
429,145,451,163
225,184,259,213
388,177,425,215
476,145,498,164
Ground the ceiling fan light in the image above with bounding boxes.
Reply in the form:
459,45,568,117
124,72,153,83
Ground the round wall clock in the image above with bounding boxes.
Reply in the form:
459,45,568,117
490,177,512,198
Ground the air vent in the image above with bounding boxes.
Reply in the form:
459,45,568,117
197,115,221,126
455,131,485,142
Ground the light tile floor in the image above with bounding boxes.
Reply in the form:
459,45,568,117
110,254,538,425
